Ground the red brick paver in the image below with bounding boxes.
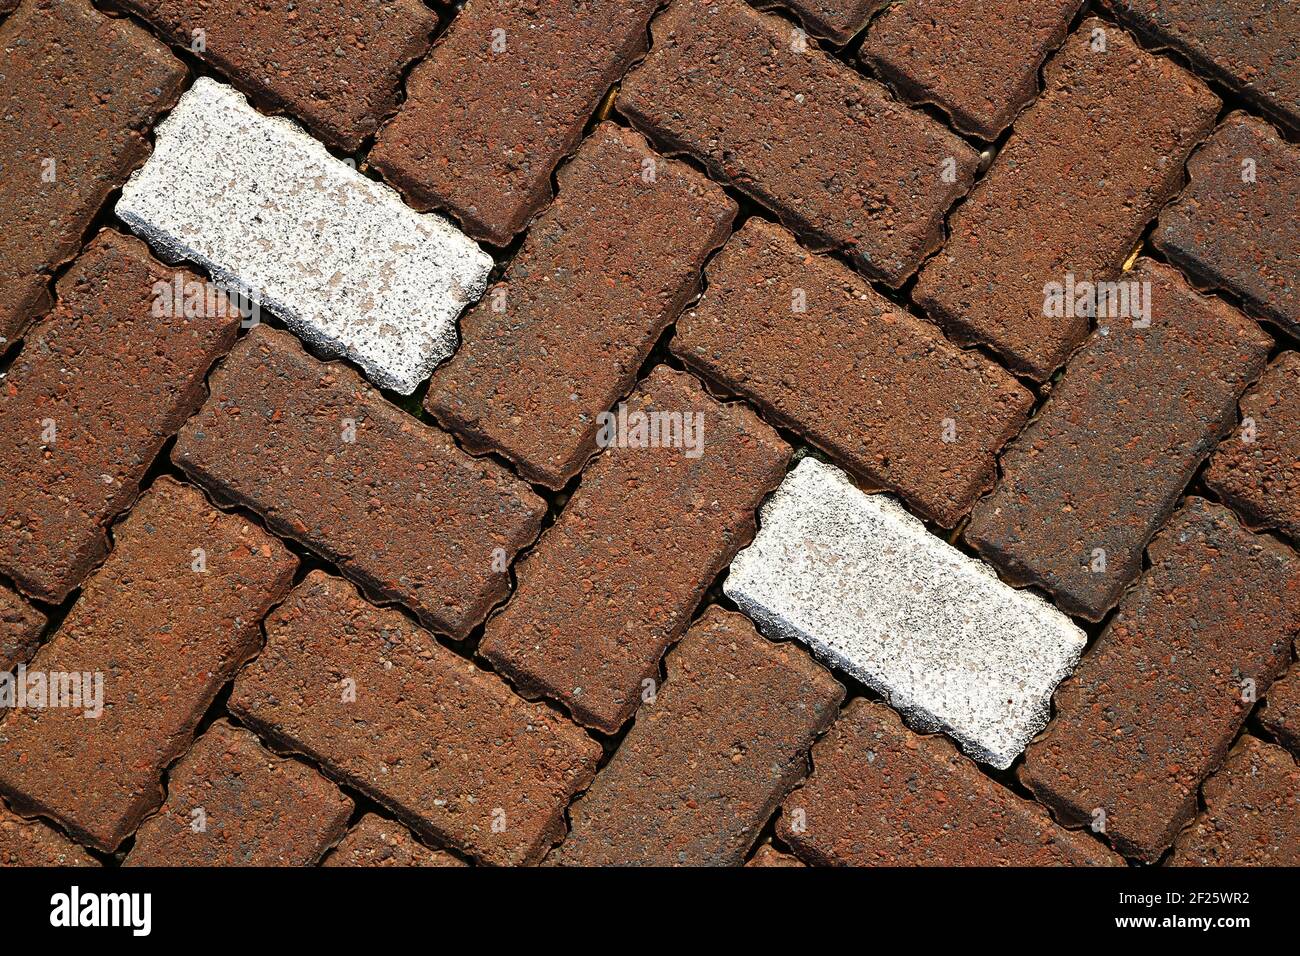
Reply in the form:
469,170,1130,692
427,122,735,489
914,19,1220,380
966,258,1272,621
1207,352,1300,544
0,803,97,866
752,0,884,45
172,325,545,641
0,477,297,852
230,571,602,866
1169,736,1300,866
0,583,45,674
777,700,1119,866
0,0,185,346
1261,652,1300,757
126,720,354,867
0,230,242,604
550,607,843,866
673,218,1032,528
1101,0,1300,132
620,0,978,289
480,366,790,735
370,0,661,245
113,0,436,152
746,843,805,868
1155,113,1300,338
1020,498,1300,862
862,0,1084,139
324,815,465,868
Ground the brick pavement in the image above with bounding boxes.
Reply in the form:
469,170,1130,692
1,0,1296,868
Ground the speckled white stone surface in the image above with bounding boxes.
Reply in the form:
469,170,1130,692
116,77,493,394
725,457,1086,769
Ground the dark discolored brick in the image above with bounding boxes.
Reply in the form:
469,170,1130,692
1169,736,1300,866
776,699,1120,866
324,814,465,867
112,0,436,152
549,606,843,866
746,843,805,868
0,230,242,604
1206,352,1300,544
172,325,545,641
1020,498,1300,862
125,720,353,867
0,803,97,866
913,19,1220,380
479,366,791,735
1154,113,1300,337
673,218,1032,528
370,0,661,246
0,477,297,852
1101,0,1300,133
861,0,1083,139
230,571,602,867
0,0,186,347
967,258,1271,622
1260,650,1300,757
619,0,978,289
0,583,45,674
426,123,735,489
751,0,884,45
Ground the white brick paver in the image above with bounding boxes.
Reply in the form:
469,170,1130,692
117,77,493,395
725,457,1087,769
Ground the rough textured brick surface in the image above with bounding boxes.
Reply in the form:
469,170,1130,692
427,123,735,488
0,0,185,347
230,572,602,866
550,606,843,866
480,367,790,735
620,0,978,288
371,0,661,246
0,230,241,604
726,458,1086,770
914,19,1220,380
118,78,493,395
1207,352,1300,544
0,478,297,852
324,814,465,867
0,583,45,674
777,700,1120,866
1020,498,1300,863
0,803,97,866
967,258,1272,622
673,219,1032,527
1169,736,1300,866
126,720,353,867
752,0,884,44
746,843,805,867
1102,0,1300,132
862,0,1083,139
1154,113,1300,337
1260,651,1300,756
173,326,545,640
114,0,437,152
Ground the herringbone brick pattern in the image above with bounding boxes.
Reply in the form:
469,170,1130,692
0,0,1297,867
